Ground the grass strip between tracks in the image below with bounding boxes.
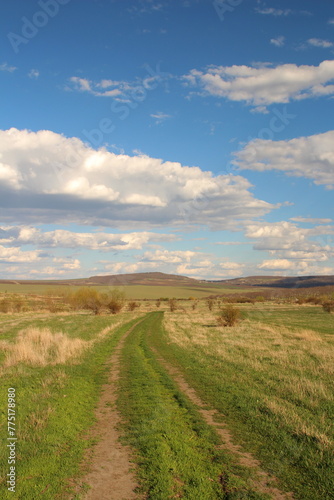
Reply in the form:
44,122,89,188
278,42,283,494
117,311,268,499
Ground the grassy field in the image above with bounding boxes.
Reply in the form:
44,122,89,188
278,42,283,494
160,303,334,499
0,301,333,498
0,310,144,499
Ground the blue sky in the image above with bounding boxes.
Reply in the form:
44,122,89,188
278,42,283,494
0,0,334,280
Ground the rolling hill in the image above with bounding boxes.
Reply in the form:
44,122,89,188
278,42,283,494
1,272,334,289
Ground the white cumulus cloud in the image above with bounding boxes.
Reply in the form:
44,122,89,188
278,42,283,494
0,128,274,229
0,226,176,251
233,130,334,189
183,60,334,108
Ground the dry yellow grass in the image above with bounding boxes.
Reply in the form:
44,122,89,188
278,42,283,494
163,308,334,452
1,327,88,367
264,398,332,448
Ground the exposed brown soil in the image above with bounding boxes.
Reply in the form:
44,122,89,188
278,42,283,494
80,321,144,500
151,347,294,500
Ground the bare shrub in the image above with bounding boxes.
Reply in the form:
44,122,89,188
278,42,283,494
192,300,198,310
322,301,334,313
156,299,161,308
0,297,10,313
206,298,215,311
128,301,139,311
217,305,241,327
0,295,27,313
169,298,177,312
11,295,25,312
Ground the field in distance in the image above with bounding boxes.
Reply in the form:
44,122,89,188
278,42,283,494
0,271,272,299
1,271,334,299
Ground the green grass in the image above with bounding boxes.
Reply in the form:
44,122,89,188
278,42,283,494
161,306,334,499
0,312,143,499
245,303,334,335
117,312,269,499
1,304,332,499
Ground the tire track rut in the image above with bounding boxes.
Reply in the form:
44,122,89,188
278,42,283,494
81,319,145,500
150,346,294,500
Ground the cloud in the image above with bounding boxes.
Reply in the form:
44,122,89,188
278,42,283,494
255,7,291,16
329,19,334,25
245,221,334,265
150,111,172,124
52,258,81,270
0,225,176,251
28,69,40,79
176,260,244,279
290,217,333,224
183,60,334,108
258,259,333,275
307,38,333,49
95,249,245,280
142,249,196,263
0,62,17,73
67,65,169,99
233,130,334,189
127,0,164,15
270,36,285,47
69,76,124,97
96,261,160,275
0,245,41,263
215,241,251,246
0,128,274,229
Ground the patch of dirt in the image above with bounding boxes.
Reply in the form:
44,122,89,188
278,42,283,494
79,320,144,500
151,348,294,500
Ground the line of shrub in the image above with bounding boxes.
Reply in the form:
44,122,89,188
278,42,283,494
0,287,129,315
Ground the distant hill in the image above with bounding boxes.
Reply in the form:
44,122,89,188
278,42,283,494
205,275,334,288
1,272,334,289
85,272,200,287
0,272,200,287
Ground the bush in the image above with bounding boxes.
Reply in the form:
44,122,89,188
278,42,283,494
128,301,139,311
322,301,334,313
70,288,103,315
217,305,241,327
105,288,126,314
169,298,177,312
206,298,215,311
0,297,10,313
156,299,161,308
